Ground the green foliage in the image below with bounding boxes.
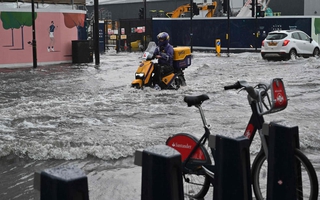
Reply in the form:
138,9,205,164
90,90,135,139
1,12,37,30
315,18,320,35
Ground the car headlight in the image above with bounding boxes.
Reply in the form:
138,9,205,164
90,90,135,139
135,73,145,79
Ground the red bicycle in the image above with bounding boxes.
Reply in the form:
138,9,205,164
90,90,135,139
166,78,318,200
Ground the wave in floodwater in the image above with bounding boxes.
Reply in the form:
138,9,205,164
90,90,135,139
0,52,320,162
0,52,320,200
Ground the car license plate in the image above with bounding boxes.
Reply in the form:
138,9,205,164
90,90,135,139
268,41,278,46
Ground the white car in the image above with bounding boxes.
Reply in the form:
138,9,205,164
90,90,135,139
261,30,320,60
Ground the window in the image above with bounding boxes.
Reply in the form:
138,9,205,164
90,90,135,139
297,32,310,41
266,33,287,40
291,32,301,40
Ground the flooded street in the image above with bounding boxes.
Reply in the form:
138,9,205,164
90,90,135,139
0,51,319,200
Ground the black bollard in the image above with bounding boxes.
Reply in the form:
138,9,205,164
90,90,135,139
37,165,89,200
134,145,184,200
266,122,298,200
209,134,252,200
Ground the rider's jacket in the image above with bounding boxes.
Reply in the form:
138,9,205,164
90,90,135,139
154,43,174,67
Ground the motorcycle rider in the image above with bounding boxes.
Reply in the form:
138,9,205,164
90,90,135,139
153,32,174,90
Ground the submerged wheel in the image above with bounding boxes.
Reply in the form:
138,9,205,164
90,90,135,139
252,149,318,200
289,49,297,60
183,172,211,199
313,48,320,57
183,146,212,199
167,77,182,90
131,83,141,89
173,78,181,90
180,75,187,86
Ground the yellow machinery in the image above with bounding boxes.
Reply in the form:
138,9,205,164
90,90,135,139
166,4,190,18
166,2,217,18
130,40,141,48
200,1,218,17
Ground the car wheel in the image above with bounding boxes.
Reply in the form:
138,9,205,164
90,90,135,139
261,54,272,61
289,49,297,60
313,48,320,57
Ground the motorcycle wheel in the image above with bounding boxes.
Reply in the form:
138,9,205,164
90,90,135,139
172,77,181,90
179,75,186,86
132,83,141,89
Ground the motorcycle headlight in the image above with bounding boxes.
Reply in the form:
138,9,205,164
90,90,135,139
135,73,144,79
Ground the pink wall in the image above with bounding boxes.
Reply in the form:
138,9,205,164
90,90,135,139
0,10,85,67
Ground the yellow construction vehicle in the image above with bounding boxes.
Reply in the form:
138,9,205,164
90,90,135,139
166,2,218,18
166,3,190,18
200,1,218,17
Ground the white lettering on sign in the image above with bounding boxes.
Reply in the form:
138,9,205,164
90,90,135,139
172,143,192,149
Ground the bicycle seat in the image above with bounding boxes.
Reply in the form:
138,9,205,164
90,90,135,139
184,94,209,107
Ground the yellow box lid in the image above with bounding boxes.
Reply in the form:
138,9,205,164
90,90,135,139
173,46,191,61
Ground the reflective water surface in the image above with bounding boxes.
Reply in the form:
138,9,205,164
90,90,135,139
0,52,319,199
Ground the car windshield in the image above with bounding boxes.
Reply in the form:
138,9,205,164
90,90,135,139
266,33,287,40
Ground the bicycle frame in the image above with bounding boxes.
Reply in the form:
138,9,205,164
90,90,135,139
174,78,288,166
166,96,275,200
186,97,267,162
183,105,211,165
243,98,271,158
171,94,270,179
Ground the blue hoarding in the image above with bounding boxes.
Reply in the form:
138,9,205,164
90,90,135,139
153,17,313,50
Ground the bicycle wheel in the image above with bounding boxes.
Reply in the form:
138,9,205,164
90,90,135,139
183,143,213,198
252,149,319,200
183,170,211,199
166,133,213,199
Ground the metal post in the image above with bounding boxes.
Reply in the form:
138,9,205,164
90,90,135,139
255,0,258,51
118,20,121,53
143,0,146,50
94,0,100,65
190,0,193,52
31,0,37,68
227,0,230,57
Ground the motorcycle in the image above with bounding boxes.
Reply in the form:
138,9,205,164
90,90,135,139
131,41,191,90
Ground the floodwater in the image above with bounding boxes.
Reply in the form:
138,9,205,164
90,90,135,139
0,51,319,200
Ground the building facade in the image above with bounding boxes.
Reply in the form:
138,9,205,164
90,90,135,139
0,4,86,68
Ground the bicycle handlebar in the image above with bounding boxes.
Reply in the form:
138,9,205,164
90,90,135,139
224,80,260,100
223,81,242,90
224,78,287,115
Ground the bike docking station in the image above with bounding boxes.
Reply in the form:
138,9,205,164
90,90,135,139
33,165,89,200
208,121,302,200
262,122,300,200
208,134,252,200
134,145,184,200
